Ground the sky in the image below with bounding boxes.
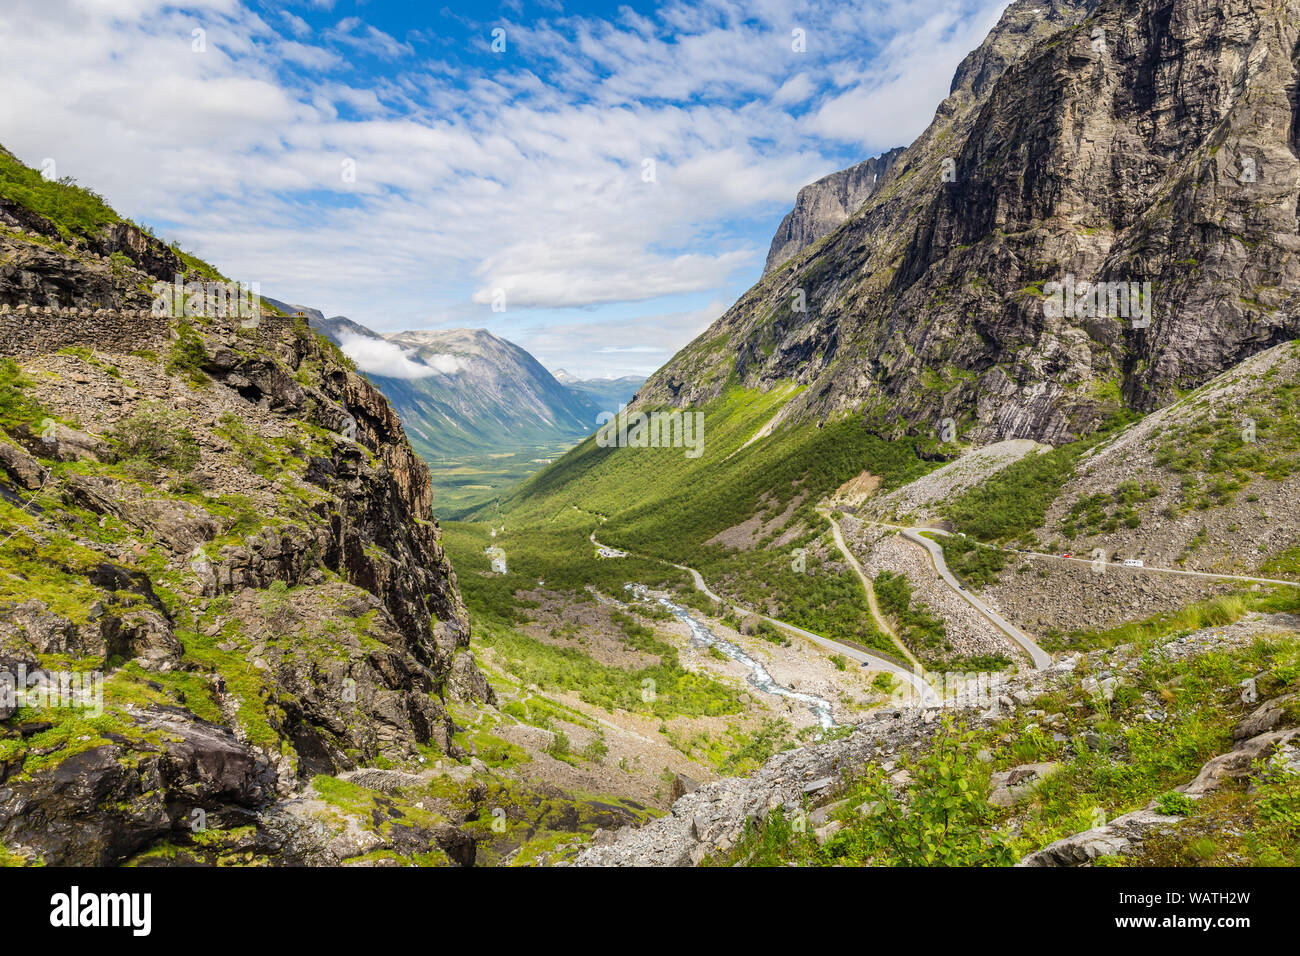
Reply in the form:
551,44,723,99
0,0,1011,378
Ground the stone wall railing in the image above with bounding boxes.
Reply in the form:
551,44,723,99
0,306,292,357
0,306,168,357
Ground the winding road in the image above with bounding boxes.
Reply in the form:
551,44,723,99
587,526,940,707
895,528,1052,669
867,519,1300,590
817,509,924,670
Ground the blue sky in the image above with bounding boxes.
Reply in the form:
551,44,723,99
0,0,1011,377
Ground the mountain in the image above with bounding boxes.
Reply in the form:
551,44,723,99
305,320,602,460
6,0,1300,874
491,0,1300,870
0,144,669,868
262,298,326,325
552,372,646,417
637,0,1300,447
763,147,904,274
0,151,506,864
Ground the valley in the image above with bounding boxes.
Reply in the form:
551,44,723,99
2,0,1300,879
423,441,578,519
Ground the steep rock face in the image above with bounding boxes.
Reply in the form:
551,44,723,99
641,0,1300,445
0,218,182,311
0,181,491,864
763,147,903,274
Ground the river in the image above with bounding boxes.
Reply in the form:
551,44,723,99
627,585,838,730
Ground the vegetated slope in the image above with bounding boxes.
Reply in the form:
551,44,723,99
0,149,524,866
1045,339,1300,574
579,611,1300,866
498,384,941,655
638,0,1300,446
0,146,226,288
900,339,1300,640
553,372,646,418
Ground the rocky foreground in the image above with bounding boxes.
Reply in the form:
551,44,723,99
0,180,498,864
575,613,1300,866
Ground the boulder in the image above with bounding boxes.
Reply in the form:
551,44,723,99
988,761,1060,807
1233,694,1297,742
0,441,46,490
670,773,701,802
101,608,183,671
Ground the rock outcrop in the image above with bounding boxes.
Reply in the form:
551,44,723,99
640,0,1300,445
0,173,493,865
763,148,903,274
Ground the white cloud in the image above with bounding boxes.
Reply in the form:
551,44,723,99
512,299,729,378
0,0,1014,374
325,17,413,60
338,332,463,379
772,72,815,105
281,12,311,39
808,1,1010,150
278,40,342,70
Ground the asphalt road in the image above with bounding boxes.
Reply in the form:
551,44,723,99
588,532,940,706
897,528,1053,670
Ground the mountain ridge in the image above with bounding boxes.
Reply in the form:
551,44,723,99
304,317,605,459
763,146,905,275
635,0,1300,447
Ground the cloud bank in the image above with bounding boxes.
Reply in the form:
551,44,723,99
337,332,463,380
0,0,1011,375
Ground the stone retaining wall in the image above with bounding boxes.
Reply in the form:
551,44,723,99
0,306,169,357
0,307,292,357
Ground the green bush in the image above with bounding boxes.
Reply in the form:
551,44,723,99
0,358,41,433
110,402,200,472
937,535,1008,589
166,322,209,386
1154,790,1199,817
874,569,949,662
0,149,119,238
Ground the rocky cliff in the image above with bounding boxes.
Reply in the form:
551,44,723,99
763,147,903,274
0,162,493,865
640,0,1300,446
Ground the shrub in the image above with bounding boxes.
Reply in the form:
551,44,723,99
0,358,41,433
0,150,119,238
1154,790,1199,817
166,322,209,385
547,730,571,758
820,721,1016,866
110,402,200,472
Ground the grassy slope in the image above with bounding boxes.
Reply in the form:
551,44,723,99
0,148,121,238
0,147,226,281
490,386,939,653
